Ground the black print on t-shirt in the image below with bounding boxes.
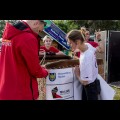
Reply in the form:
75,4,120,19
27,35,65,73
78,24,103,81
95,59,98,68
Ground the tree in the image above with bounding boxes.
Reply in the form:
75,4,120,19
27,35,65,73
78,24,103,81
53,20,79,33
53,20,120,34
1,20,120,38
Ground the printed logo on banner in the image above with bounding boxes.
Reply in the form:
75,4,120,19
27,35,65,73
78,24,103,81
52,87,62,98
60,89,70,95
49,73,56,81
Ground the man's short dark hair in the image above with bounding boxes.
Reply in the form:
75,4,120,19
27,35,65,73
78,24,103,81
39,20,47,26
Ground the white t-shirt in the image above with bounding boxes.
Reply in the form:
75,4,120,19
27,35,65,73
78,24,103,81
85,43,96,53
79,44,98,84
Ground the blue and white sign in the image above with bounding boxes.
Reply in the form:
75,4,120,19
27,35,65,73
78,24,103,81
44,20,70,50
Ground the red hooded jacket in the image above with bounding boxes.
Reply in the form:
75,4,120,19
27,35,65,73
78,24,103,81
0,21,48,100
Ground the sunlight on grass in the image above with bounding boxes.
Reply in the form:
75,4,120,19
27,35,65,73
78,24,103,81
112,86,120,100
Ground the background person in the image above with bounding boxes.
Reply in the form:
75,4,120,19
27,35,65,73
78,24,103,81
40,35,65,56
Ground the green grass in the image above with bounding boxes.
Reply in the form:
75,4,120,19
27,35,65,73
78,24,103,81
112,86,120,100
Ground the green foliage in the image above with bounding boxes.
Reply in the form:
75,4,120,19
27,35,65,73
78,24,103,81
112,86,120,100
53,20,120,34
1,20,120,38
53,20,79,33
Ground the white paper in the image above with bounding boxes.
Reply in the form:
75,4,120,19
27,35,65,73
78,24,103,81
97,74,116,100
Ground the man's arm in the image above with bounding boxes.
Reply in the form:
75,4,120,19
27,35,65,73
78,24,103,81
20,35,48,78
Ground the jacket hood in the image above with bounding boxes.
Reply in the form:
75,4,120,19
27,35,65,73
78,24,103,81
2,21,38,40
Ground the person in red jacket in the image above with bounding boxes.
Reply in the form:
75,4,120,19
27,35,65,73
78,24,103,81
0,20,49,100
40,35,65,55
0,38,1,56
